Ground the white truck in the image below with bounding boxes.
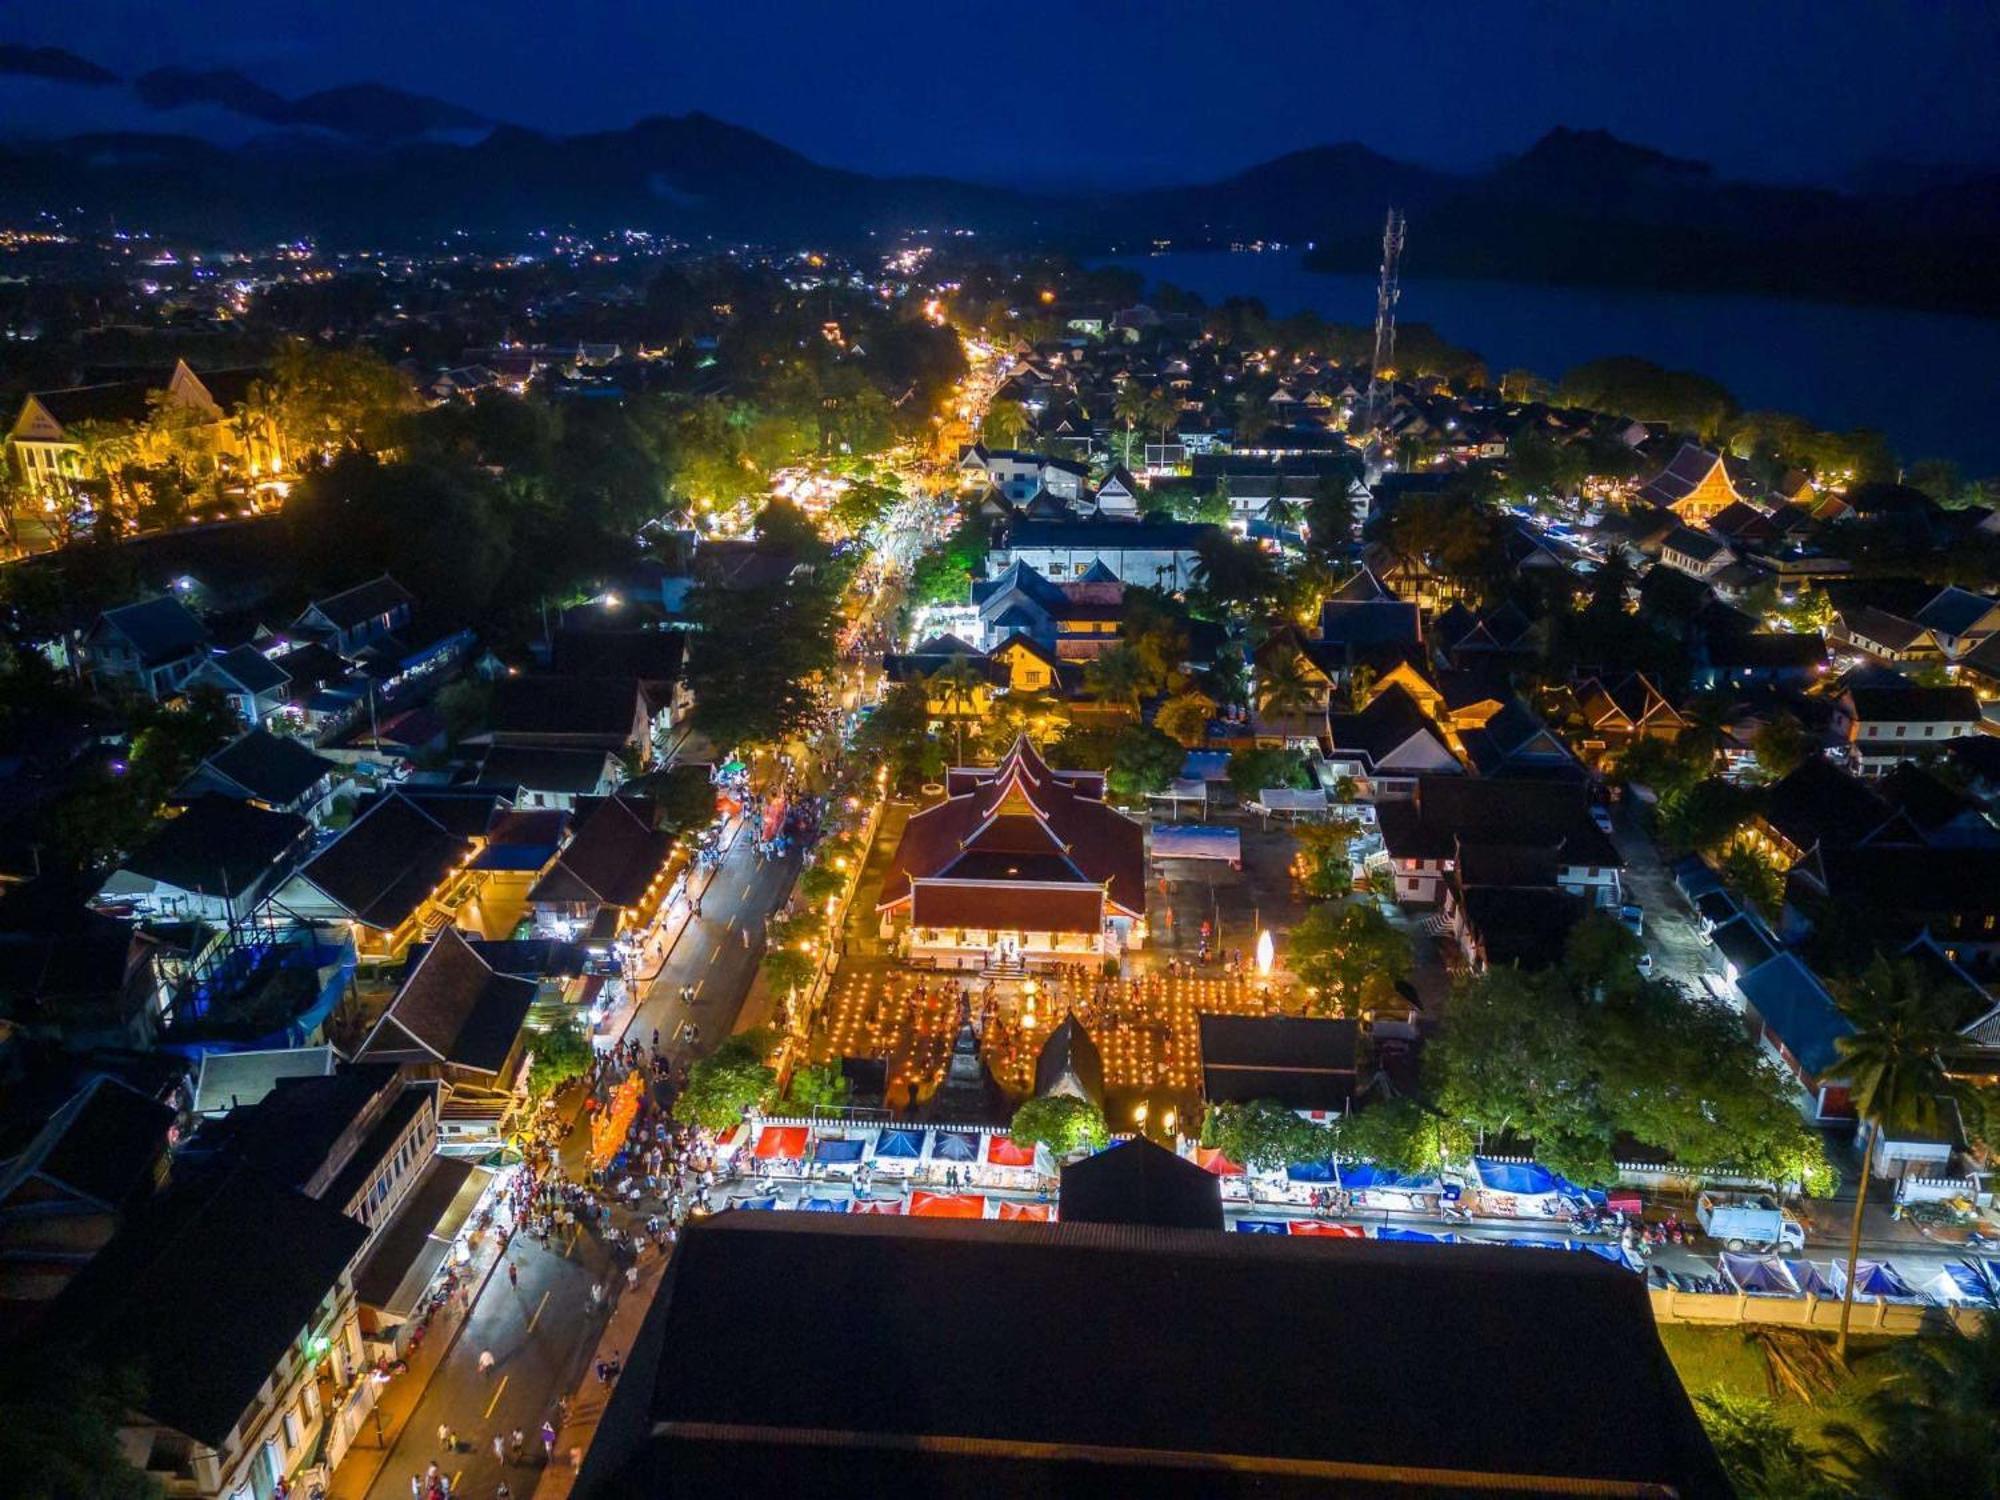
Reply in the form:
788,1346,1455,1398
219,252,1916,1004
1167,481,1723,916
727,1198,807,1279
1697,1191,1807,1253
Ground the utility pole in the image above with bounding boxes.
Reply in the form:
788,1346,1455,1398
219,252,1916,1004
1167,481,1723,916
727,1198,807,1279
1361,208,1406,437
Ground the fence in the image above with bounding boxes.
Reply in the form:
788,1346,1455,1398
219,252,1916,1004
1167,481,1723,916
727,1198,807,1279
1649,1284,1984,1336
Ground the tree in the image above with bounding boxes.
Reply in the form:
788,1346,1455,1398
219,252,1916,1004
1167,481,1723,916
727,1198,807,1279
1286,900,1412,1017
674,1029,777,1131
685,572,839,749
1718,844,1784,921
0,1356,159,1500
1009,1095,1108,1157
907,515,986,606
1830,958,1984,1359
1751,713,1809,781
1082,643,1147,714
1154,690,1212,747
1114,383,1151,470
1287,817,1359,900
1191,531,1280,612
1255,647,1322,723
982,399,1030,450
1655,776,1757,854
1206,1098,1333,1170
1107,723,1184,799
785,1062,851,1113
1335,1096,1474,1177
1228,746,1307,800
854,681,945,792
650,763,720,843
1828,1315,2000,1497
265,339,410,461
925,652,987,763
527,1017,592,1097
1694,1391,1844,1500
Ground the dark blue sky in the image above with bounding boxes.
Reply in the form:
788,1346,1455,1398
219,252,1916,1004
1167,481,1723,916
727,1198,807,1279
11,0,2000,185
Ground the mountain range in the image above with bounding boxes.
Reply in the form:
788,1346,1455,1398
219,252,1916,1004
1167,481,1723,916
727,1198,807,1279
1,45,1997,316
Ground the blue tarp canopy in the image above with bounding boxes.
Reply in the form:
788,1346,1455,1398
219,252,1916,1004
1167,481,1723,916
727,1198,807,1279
797,1197,849,1213
1149,825,1240,863
1579,1243,1645,1272
1720,1253,1802,1296
874,1129,925,1159
1501,1237,1572,1250
929,1131,979,1162
1553,1175,1608,1206
1473,1157,1557,1196
1338,1163,1440,1193
1787,1260,1836,1297
1835,1259,1916,1299
1286,1160,1336,1183
813,1138,866,1164
1923,1263,1993,1305
1376,1228,1453,1244
1235,1219,1290,1234
737,1197,779,1210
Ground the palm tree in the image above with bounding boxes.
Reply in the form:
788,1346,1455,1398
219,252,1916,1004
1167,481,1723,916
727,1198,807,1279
1083,644,1147,716
1830,957,1979,1359
1257,645,1323,726
1114,384,1151,470
926,653,986,765
983,400,1029,451
1148,390,1182,447
1677,693,1731,770
1827,1315,2000,1496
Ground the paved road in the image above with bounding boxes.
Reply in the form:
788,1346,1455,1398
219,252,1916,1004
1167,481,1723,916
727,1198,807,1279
1608,798,1713,997
339,821,801,1500
630,821,802,1060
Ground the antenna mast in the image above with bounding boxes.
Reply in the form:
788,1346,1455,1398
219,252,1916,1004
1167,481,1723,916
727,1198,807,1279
1362,207,1405,433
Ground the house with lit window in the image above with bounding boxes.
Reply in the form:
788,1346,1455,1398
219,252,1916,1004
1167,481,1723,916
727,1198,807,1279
83,595,211,701
1635,444,1743,525
877,737,1146,970
1375,775,1622,910
40,1162,371,1500
1834,683,1982,775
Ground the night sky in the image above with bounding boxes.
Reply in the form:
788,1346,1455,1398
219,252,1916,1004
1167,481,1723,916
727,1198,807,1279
9,0,2000,186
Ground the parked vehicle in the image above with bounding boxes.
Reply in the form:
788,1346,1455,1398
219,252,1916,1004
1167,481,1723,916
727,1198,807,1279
1591,805,1615,835
1636,951,1654,979
1617,903,1644,938
1696,1191,1806,1253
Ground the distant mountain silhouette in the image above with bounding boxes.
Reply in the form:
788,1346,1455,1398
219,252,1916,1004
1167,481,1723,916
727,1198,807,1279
0,44,118,86
132,67,486,140
1,50,1996,316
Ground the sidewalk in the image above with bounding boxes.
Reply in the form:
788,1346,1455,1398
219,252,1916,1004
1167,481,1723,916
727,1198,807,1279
529,1247,671,1500
327,1224,511,1500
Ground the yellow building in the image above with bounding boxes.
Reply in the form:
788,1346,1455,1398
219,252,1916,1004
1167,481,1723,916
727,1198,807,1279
1635,443,1742,525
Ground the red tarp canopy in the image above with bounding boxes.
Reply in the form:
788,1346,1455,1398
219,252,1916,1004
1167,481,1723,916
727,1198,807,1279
761,795,788,840
1195,1146,1245,1177
752,1126,810,1160
850,1199,905,1215
909,1192,985,1219
1288,1220,1365,1238
997,1201,1052,1221
1605,1191,1644,1216
985,1136,1037,1168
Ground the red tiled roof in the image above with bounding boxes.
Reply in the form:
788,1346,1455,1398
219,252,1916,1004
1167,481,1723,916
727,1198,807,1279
881,739,1143,916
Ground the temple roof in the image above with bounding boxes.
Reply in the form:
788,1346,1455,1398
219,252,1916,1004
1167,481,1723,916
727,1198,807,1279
879,738,1145,917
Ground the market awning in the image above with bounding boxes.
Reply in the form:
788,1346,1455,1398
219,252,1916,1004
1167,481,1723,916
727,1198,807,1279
1285,1160,1335,1183
997,1201,1051,1221
928,1130,979,1163
1288,1221,1364,1238
813,1138,866,1164
753,1126,810,1160
1377,1228,1454,1244
352,1157,493,1318
850,1199,905,1215
1473,1157,1557,1196
736,1196,780,1210
797,1197,849,1213
1195,1146,1244,1177
985,1136,1037,1168
1720,1253,1802,1297
873,1128,925,1159
711,1124,746,1157
909,1192,984,1219
1234,1219,1289,1234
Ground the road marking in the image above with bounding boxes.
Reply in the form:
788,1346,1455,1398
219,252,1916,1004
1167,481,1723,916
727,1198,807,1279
527,1289,550,1331
450,1473,461,1494
483,1374,509,1420
707,947,720,968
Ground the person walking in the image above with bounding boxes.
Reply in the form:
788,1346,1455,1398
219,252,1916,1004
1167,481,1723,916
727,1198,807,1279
506,1261,518,1289
541,1421,556,1462
492,1434,505,1463
437,1423,450,1451
478,1348,496,1377
411,1475,422,1500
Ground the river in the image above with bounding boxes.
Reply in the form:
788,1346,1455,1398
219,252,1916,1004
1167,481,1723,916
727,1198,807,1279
1096,250,2000,475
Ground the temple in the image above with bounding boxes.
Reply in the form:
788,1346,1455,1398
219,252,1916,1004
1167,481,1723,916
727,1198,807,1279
876,737,1146,971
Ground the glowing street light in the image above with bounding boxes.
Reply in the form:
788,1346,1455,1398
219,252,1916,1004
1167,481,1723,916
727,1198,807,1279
1255,929,1275,979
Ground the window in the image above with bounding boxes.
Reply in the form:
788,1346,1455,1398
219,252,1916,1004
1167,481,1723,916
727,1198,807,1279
282,1409,301,1453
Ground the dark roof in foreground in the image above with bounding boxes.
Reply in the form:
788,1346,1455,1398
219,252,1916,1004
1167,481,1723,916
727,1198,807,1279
595,1212,1727,1498
46,1163,367,1447
1058,1137,1221,1231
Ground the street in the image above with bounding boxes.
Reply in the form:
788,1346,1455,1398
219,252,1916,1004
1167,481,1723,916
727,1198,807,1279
333,818,801,1500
